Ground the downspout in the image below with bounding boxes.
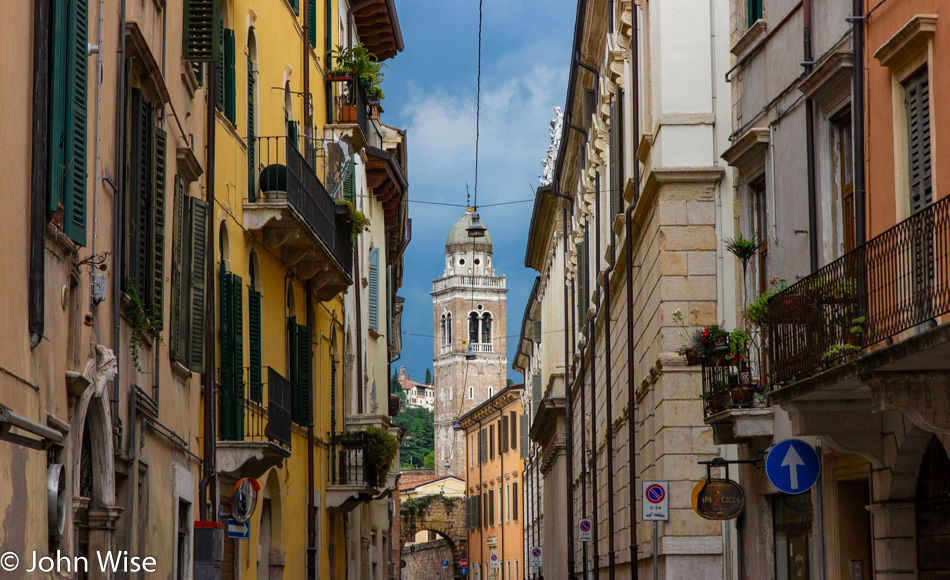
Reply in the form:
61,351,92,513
91,0,104,271
354,247,364,412
561,202,577,579
28,0,50,348
851,0,866,247
199,59,218,521
491,397,505,578
591,190,602,577
625,4,641,577
603,225,617,580
113,0,128,443
307,287,317,580
804,0,819,272
578,301,589,578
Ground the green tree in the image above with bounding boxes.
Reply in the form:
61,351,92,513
391,372,406,401
422,450,435,469
507,378,514,386
393,406,434,468
425,368,432,385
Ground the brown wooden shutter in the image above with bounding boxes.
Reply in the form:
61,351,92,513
151,127,167,328
906,68,933,213
169,177,187,360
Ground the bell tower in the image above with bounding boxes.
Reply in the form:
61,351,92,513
431,211,508,477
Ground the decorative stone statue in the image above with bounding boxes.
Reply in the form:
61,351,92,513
92,345,117,398
539,106,563,186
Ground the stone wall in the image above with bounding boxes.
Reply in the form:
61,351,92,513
402,539,454,580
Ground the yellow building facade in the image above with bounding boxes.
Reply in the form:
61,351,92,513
462,385,526,580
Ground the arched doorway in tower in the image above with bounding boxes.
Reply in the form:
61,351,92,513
916,436,950,576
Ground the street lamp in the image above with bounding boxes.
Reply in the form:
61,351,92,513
466,211,487,238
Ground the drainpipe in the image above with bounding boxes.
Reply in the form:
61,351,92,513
354,243,364,413
603,223,617,580
28,0,50,349
591,192,601,577
562,204,577,579
625,5,641,577
490,397,506,579
307,287,316,580
803,0,819,272
113,0,128,446
850,0,866,247
303,0,311,139
199,59,218,521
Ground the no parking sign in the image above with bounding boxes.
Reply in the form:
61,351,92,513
530,547,542,568
642,481,669,521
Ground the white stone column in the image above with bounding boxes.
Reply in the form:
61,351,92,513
867,502,916,579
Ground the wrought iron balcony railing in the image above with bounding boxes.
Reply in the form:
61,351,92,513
216,366,292,448
700,347,765,417
251,135,353,278
331,77,369,138
330,431,380,488
769,195,950,386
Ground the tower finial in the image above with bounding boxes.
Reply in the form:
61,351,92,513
465,182,471,209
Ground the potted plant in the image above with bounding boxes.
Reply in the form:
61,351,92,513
259,164,287,196
744,277,787,327
700,325,729,352
672,308,704,365
329,44,385,124
727,329,750,363
365,426,398,487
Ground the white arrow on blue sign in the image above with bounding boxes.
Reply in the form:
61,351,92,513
226,518,250,539
765,439,821,494
442,560,449,568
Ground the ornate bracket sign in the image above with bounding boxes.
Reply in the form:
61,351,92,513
691,478,745,520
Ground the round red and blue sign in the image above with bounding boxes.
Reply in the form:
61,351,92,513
579,520,591,532
646,484,666,504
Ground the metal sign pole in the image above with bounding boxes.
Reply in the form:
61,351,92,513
653,521,658,580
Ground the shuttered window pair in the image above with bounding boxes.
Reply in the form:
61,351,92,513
609,92,625,219
219,263,244,440
169,180,209,372
48,0,89,245
125,88,168,330
576,236,589,329
307,0,317,48
184,0,222,63
288,317,311,425
906,68,933,214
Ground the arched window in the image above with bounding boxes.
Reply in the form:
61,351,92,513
469,312,479,344
441,314,446,346
488,386,493,398
481,312,492,343
446,313,452,344
219,222,230,269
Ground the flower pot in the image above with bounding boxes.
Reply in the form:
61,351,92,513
338,106,357,123
369,104,381,120
730,385,753,406
714,336,728,348
326,74,351,83
685,351,701,366
259,164,287,196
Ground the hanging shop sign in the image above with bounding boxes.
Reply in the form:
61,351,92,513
691,478,745,520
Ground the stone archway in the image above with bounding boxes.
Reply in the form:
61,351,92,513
400,495,466,579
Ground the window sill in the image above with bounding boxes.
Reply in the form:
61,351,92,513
170,360,193,382
731,19,767,60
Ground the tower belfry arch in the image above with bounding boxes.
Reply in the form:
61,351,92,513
431,211,508,477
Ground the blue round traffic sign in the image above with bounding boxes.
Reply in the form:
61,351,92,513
531,548,542,558
765,439,821,494
579,520,591,532
645,484,665,503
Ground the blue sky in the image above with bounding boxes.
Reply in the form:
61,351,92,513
382,0,576,382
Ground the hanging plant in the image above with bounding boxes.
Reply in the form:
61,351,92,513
125,279,163,373
366,426,398,487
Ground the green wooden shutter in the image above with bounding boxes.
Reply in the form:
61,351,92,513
387,265,393,339
343,158,355,203
224,29,236,124
295,324,311,425
747,0,762,27
248,289,262,401
151,127,167,328
219,262,235,438
287,316,298,419
232,272,245,436
48,0,69,218
247,56,256,200
307,0,317,48
169,177,186,360
368,247,379,331
512,481,519,521
128,89,153,301
907,69,933,213
215,14,225,111
501,415,509,453
184,0,222,62
330,359,337,433
187,197,209,372
290,0,299,15
63,0,88,245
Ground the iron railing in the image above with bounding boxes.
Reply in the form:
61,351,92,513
330,431,380,488
331,77,369,137
252,136,353,278
432,275,507,292
769,195,950,386
216,366,292,448
700,349,761,417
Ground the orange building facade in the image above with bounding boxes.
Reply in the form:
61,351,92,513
461,385,526,580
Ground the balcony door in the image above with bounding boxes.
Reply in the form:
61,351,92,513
904,67,935,323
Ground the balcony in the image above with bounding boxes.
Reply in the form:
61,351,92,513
326,431,383,513
327,78,370,151
244,136,353,301
215,367,293,480
766,197,950,441
432,275,507,293
700,348,773,445
469,343,494,354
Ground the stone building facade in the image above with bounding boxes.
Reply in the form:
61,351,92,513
515,0,738,578
432,213,509,478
